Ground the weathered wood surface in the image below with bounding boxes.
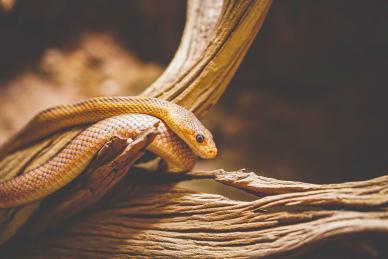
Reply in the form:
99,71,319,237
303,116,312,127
2,170,388,258
1,0,387,258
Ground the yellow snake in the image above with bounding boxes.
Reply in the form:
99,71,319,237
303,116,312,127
0,97,217,208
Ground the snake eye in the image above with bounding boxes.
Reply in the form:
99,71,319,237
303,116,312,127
196,133,205,143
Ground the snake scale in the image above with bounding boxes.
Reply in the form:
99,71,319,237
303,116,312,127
0,97,217,208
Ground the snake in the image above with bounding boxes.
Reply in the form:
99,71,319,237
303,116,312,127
0,97,217,208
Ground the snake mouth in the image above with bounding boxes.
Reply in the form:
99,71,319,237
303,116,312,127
199,147,217,159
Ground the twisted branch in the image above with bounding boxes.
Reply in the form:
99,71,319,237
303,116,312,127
1,0,387,258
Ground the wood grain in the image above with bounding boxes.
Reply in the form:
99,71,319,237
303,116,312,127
1,0,387,258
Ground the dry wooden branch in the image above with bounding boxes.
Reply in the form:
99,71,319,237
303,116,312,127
22,126,159,235
0,0,273,243
142,0,272,118
186,170,388,207
1,0,387,258
2,170,387,258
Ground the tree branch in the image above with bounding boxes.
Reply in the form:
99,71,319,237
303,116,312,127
143,0,272,118
2,170,387,258
1,0,387,258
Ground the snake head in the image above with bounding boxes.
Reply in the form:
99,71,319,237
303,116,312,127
191,127,217,159
169,108,217,159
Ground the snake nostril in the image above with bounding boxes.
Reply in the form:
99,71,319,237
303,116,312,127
207,149,217,158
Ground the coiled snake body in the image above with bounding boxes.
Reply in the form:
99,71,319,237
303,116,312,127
0,97,217,208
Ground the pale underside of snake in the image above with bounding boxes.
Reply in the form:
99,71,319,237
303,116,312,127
0,97,217,208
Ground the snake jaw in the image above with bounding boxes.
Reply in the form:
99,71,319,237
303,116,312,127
189,132,217,159
205,146,217,159
196,128,217,159
198,142,217,159
166,107,217,160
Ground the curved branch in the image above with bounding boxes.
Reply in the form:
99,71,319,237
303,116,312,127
2,0,386,258
143,0,272,118
2,171,387,258
0,0,273,245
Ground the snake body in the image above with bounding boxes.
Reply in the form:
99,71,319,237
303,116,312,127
0,97,216,159
0,97,217,208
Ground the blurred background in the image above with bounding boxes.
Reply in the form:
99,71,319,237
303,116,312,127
0,0,387,189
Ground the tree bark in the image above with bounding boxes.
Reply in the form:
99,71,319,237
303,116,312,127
1,0,387,258
2,170,388,258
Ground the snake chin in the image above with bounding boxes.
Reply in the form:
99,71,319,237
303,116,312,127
206,148,217,159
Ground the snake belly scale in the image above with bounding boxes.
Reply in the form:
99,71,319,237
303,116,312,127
0,97,217,208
